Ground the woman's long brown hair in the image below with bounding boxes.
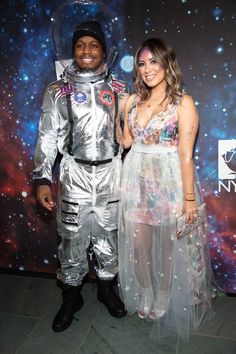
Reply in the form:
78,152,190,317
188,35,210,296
134,38,184,105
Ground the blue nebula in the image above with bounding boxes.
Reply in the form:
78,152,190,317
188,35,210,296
120,55,134,73
213,7,223,18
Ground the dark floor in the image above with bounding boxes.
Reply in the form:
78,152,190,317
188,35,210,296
0,273,235,354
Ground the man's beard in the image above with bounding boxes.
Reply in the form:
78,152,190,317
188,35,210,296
64,61,108,83
74,59,103,72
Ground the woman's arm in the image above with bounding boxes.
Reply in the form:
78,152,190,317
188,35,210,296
122,94,135,149
115,91,130,145
178,95,199,223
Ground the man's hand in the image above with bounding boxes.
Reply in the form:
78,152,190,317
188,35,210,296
36,185,55,211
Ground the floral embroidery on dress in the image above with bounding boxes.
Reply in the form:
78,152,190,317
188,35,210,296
128,101,179,146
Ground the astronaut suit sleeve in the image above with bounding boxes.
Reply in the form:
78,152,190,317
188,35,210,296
33,87,60,185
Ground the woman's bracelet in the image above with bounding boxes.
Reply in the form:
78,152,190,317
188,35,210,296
184,192,195,200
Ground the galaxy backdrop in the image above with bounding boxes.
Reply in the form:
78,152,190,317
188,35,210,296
0,0,235,293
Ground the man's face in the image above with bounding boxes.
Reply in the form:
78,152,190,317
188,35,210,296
74,35,104,71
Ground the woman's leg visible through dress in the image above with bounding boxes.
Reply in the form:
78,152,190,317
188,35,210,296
132,222,154,318
150,224,173,319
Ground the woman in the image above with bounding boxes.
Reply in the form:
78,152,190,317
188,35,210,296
118,38,212,340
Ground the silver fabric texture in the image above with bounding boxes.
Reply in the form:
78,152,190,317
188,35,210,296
56,154,122,286
34,66,124,181
34,64,128,285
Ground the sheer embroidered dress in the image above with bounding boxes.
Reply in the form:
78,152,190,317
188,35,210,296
118,99,211,340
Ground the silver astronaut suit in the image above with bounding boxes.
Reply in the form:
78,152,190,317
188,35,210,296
34,62,129,286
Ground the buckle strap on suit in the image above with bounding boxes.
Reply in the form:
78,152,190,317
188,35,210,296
74,151,118,166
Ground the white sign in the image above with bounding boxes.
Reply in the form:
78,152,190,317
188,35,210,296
218,140,236,180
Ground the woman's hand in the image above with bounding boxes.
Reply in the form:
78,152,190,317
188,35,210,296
121,136,133,149
183,200,198,224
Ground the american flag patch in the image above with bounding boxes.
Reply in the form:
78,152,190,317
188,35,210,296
109,76,126,93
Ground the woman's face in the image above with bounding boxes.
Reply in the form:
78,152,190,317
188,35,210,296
137,48,166,88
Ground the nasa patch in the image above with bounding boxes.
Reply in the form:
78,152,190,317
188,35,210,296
74,91,87,104
99,90,114,106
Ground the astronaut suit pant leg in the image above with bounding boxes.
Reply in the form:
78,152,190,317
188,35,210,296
56,154,122,286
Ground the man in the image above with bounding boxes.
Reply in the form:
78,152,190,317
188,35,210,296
33,21,129,332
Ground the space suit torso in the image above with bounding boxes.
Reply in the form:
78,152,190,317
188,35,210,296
34,63,128,182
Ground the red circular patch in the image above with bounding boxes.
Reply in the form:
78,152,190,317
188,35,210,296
99,90,115,106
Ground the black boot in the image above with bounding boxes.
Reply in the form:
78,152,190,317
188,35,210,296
97,278,126,318
52,284,84,332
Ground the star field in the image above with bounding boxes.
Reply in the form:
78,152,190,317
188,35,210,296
0,0,235,293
